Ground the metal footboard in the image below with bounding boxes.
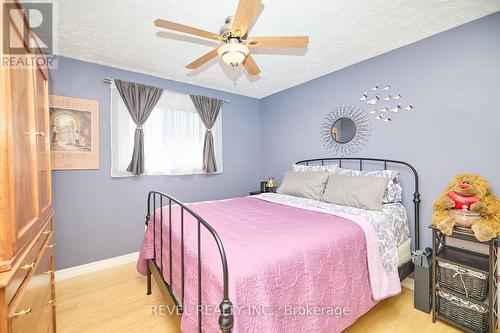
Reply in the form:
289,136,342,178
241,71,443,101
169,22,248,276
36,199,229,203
145,191,233,333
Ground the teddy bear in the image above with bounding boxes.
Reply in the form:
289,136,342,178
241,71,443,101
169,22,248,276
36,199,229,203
432,174,500,242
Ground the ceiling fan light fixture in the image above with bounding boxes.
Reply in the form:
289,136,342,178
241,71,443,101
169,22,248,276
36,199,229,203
155,0,308,76
218,38,249,67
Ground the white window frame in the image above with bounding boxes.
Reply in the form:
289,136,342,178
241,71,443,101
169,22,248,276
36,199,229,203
110,85,223,177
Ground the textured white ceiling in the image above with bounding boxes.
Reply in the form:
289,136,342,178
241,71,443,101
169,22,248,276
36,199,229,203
54,0,500,99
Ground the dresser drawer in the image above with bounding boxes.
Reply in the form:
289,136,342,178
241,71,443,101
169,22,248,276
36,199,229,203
9,235,55,333
6,218,53,304
38,285,55,333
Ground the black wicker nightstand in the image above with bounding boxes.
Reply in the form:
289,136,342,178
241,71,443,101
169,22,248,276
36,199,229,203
249,191,265,195
431,225,498,333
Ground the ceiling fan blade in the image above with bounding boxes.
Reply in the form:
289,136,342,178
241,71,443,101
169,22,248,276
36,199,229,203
247,36,309,48
154,19,220,41
186,48,219,69
243,55,260,76
231,0,263,37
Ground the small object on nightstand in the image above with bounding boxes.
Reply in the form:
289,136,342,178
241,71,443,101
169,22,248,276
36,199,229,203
451,209,480,228
260,181,268,192
266,177,277,193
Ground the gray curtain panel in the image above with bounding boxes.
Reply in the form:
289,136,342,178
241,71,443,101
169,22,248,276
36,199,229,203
189,94,223,173
114,79,164,175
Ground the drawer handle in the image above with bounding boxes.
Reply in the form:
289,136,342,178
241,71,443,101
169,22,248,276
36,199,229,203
46,299,55,305
21,262,35,271
35,132,46,137
12,307,31,318
43,229,53,235
47,243,56,249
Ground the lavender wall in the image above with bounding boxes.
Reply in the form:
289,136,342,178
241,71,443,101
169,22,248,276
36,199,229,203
260,12,500,250
50,57,260,269
51,13,499,269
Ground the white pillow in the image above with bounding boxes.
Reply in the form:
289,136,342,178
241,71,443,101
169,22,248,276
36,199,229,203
292,163,337,173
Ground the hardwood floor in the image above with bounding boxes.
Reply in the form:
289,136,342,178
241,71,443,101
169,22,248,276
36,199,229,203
56,262,180,333
56,262,462,333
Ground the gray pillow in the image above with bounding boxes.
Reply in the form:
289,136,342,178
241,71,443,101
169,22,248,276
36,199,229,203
322,174,389,211
330,167,402,203
277,171,329,200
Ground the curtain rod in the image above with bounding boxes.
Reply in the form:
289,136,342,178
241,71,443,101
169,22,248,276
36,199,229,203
104,77,230,104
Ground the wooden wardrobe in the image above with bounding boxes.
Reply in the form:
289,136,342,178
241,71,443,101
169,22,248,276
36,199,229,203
0,1,56,332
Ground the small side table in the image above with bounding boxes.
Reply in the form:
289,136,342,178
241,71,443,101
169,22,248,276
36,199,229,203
249,191,265,195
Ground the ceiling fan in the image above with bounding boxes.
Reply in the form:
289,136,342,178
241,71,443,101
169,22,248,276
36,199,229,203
154,0,309,76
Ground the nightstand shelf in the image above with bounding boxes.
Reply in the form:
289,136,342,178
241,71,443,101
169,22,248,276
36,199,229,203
436,246,489,274
430,226,499,333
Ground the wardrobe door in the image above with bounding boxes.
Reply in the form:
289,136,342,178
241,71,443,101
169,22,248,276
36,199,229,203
9,20,39,252
33,63,51,219
0,1,11,264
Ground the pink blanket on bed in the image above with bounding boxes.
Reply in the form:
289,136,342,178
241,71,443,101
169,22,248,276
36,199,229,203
137,197,400,332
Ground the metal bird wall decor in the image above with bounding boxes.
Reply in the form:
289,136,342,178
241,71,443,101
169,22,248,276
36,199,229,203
359,83,414,123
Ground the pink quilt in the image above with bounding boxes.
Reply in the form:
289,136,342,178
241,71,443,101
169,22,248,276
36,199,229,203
137,196,401,332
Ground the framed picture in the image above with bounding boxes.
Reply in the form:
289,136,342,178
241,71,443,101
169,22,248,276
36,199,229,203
49,95,99,170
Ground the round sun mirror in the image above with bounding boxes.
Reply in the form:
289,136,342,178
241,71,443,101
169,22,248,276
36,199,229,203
321,105,371,156
331,117,356,143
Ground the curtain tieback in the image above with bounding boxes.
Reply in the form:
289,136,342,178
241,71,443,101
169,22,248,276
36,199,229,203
136,125,143,129
206,128,212,132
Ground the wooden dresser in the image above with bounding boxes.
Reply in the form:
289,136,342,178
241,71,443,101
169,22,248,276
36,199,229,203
0,1,56,332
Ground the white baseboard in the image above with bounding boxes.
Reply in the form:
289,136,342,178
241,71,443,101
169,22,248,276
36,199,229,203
55,252,139,282
401,277,414,291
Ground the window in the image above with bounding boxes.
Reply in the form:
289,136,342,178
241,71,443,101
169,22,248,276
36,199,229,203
110,86,222,176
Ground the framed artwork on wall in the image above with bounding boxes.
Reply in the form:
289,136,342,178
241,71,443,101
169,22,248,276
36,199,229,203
49,95,99,170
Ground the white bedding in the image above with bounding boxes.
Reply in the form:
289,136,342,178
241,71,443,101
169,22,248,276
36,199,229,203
397,238,412,266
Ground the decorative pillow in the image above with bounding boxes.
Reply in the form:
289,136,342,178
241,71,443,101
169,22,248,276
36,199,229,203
322,174,389,211
292,164,338,173
277,171,329,201
330,166,403,203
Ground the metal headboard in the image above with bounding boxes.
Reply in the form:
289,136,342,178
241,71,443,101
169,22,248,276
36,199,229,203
295,157,420,250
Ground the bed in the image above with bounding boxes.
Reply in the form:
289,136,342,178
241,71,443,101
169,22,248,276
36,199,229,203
137,157,421,333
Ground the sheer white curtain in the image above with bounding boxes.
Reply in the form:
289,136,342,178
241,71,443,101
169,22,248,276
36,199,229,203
110,86,223,176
